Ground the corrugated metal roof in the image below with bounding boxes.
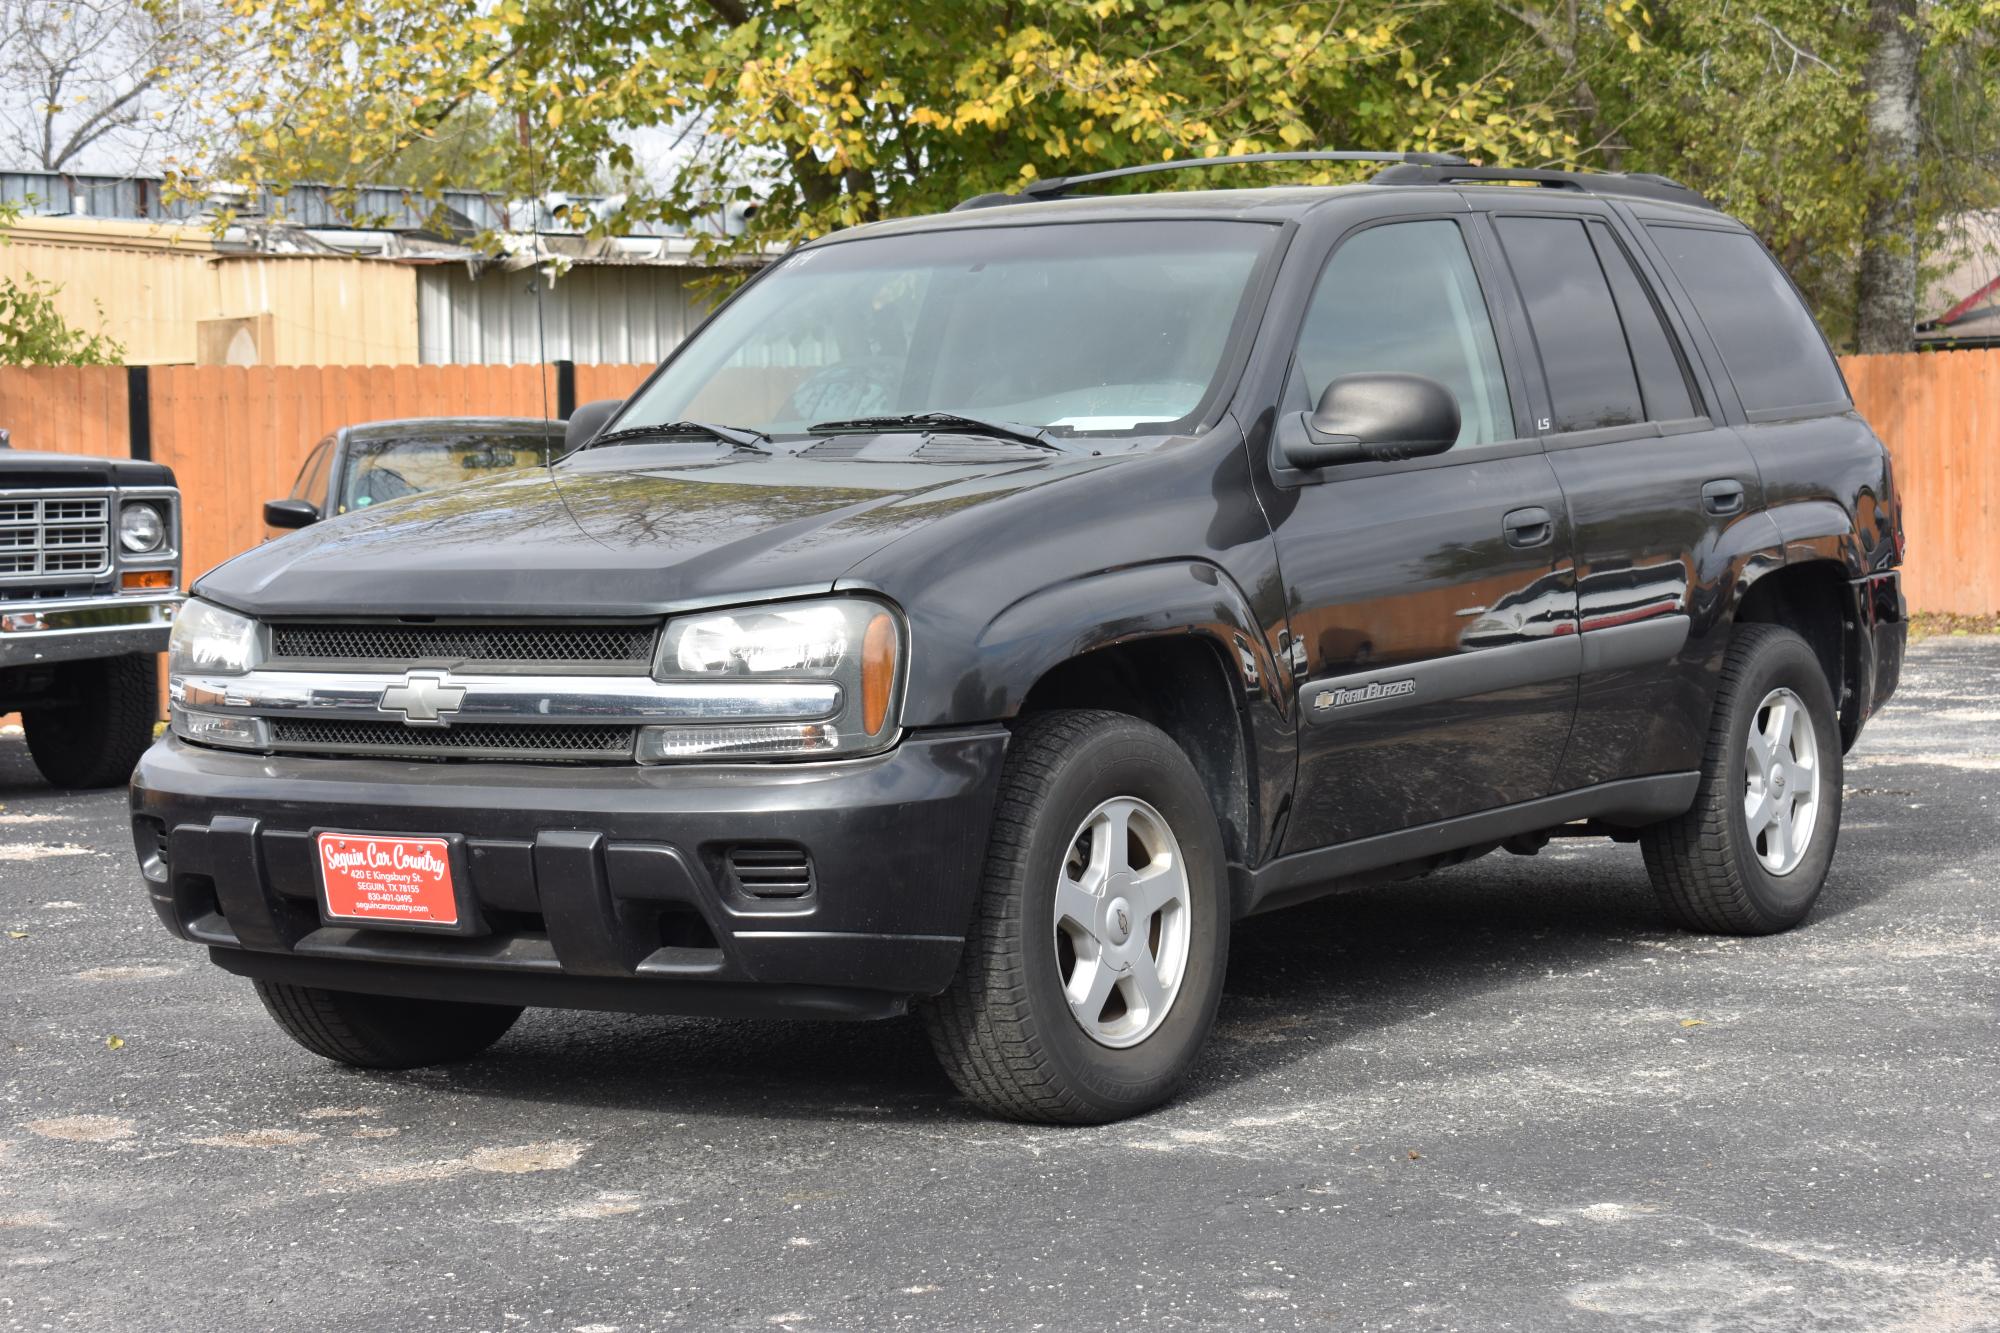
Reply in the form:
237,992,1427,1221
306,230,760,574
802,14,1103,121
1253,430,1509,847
0,170,193,220
1,168,748,238
417,264,718,365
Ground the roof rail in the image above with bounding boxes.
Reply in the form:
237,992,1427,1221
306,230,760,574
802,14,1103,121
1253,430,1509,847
952,150,1470,211
1368,162,1715,210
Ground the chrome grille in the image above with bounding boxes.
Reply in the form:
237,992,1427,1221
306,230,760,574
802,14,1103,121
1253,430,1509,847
269,718,637,761
268,621,657,669
0,491,111,585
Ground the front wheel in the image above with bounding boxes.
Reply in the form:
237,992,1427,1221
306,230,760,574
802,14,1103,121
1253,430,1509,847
254,981,523,1069
1641,624,1843,934
23,653,158,789
920,710,1230,1123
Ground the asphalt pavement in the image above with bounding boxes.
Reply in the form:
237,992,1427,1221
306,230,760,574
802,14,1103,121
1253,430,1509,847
3,636,1996,1332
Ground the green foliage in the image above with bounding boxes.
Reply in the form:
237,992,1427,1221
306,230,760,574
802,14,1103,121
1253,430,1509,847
192,0,1570,257
1454,0,2000,347
176,0,2000,342
0,275,125,367
0,203,125,367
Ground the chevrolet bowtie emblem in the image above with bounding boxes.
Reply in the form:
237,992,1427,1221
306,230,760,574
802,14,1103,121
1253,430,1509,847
378,669,467,727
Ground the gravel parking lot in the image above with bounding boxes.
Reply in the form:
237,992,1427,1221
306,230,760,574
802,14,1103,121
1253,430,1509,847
3,636,1996,1332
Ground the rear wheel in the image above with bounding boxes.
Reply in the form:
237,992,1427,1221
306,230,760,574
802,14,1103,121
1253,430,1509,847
920,710,1229,1123
1641,624,1843,934
23,653,158,789
254,981,522,1069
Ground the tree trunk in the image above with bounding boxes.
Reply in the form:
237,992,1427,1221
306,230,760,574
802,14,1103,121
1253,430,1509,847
1856,0,1922,354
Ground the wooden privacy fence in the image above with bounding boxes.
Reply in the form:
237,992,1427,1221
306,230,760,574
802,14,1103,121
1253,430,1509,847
0,353,1994,612
1839,352,1999,617
0,363,656,588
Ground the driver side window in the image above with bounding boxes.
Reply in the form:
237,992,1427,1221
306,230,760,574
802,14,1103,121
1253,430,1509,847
291,437,333,505
1294,220,1514,450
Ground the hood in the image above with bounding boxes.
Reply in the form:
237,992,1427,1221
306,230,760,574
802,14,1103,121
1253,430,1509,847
0,450,175,489
196,438,1070,617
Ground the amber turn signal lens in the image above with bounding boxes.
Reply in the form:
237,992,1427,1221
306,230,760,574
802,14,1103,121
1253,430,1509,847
861,612,896,735
121,569,174,591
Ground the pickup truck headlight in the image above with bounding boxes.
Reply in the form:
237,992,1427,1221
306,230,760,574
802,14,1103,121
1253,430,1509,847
119,502,167,554
167,598,260,676
639,597,902,761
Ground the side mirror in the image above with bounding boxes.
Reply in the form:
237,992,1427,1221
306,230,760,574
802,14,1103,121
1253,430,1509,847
1278,373,1461,470
565,398,624,454
264,498,319,529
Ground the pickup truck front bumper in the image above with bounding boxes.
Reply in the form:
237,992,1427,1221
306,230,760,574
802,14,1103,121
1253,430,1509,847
0,592,178,667
130,728,1008,1020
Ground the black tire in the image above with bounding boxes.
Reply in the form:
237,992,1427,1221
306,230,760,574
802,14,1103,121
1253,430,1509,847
919,710,1230,1124
23,652,158,789
1641,624,1843,935
253,981,523,1069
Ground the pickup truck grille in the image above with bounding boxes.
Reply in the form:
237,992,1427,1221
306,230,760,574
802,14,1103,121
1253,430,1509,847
267,621,658,671
269,718,638,761
0,492,111,586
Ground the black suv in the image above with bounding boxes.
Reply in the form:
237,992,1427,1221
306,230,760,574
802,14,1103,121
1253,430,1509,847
131,154,1905,1123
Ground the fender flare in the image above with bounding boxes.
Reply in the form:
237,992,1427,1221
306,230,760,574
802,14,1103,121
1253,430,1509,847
960,559,1281,724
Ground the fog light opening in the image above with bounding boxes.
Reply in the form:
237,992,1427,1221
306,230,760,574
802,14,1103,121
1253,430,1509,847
635,722,839,762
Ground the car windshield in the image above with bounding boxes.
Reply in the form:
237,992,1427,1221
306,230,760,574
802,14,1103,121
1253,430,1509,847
337,431,560,514
614,220,1276,439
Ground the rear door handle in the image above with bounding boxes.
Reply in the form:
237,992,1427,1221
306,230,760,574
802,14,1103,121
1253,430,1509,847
1502,506,1554,548
1702,479,1746,515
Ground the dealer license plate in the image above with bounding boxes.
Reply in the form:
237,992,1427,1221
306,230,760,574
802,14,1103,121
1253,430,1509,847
316,832,459,928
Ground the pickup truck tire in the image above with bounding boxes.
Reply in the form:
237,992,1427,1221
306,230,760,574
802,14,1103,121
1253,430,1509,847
23,653,158,789
253,980,523,1069
919,710,1229,1124
1641,624,1843,935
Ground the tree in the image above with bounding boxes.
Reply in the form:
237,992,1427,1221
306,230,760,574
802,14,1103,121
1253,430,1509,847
1856,0,1925,352
1472,0,2000,350
183,0,1571,257
0,0,235,174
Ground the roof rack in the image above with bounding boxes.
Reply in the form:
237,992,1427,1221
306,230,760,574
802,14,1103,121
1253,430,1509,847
952,150,1470,211
1368,162,1715,210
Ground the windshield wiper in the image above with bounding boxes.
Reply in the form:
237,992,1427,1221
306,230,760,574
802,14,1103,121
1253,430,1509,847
808,411,1064,451
587,421,771,452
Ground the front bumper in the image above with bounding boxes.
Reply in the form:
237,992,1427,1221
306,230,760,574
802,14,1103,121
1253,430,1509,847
0,592,178,667
130,727,1008,1019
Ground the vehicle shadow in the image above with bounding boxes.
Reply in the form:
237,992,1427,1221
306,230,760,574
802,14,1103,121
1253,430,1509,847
413,846,1804,1125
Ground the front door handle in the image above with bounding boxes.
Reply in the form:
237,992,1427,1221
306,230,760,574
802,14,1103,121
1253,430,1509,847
1702,479,1746,515
1502,506,1554,548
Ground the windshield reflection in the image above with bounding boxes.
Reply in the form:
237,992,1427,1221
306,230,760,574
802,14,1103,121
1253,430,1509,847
615,220,1276,440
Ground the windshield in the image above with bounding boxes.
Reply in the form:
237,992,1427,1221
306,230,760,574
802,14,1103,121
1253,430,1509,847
337,431,560,514
616,220,1276,439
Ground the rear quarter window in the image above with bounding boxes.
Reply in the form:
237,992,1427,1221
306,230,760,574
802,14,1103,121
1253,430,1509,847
1646,224,1849,417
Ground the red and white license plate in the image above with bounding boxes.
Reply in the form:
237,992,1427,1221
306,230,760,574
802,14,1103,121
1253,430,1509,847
316,832,459,927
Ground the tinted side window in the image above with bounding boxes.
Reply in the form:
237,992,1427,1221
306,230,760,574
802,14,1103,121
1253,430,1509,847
1646,225,1849,415
1295,220,1513,449
1495,216,1643,432
1586,222,1698,421
291,438,332,503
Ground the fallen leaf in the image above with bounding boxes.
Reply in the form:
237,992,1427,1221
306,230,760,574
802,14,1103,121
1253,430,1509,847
5,930,25,940
1678,1018,1706,1028
1407,1149,1422,1160
104,1035,125,1051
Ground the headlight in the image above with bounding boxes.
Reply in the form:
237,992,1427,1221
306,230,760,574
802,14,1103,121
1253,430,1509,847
119,503,166,553
639,597,902,761
167,598,261,676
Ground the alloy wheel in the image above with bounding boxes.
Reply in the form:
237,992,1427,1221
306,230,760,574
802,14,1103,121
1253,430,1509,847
1051,796,1192,1048
1743,686,1821,876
